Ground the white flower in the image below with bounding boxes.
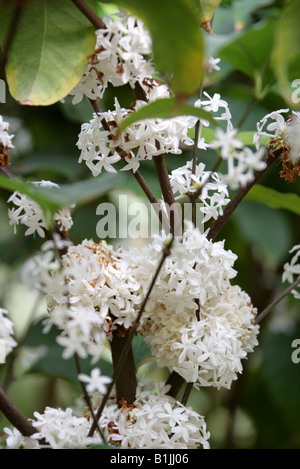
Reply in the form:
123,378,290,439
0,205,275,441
195,92,232,131
0,308,17,364
200,91,228,114
78,368,112,394
206,57,221,73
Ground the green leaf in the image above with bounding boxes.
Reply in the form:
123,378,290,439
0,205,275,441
118,97,216,133
1,172,126,219
271,0,300,107
100,0,204,96
217,19,275,98
245,184,300,216
3,0,98,106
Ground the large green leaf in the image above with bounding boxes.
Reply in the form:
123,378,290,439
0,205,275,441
118,97,216,132
2,1,98,106
245,185,300,216
271,0,300,107
100,0,204,96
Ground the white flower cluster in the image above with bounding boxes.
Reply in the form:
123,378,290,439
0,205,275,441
0,115,14,149
95,378,210,449
282,244,300,300
136,224,259,389
77,89,195,176
169,160,230,224
39,238,147,360
0,307,17,364
33,222,259,389
7,180,73,238
4,406,101,449
69,10,154,104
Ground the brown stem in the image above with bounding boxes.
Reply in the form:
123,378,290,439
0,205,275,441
165,371,185,398
0,387,36,437
71,0,106,29
110,327,137,405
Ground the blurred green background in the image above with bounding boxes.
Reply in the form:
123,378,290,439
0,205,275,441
0,0,300,449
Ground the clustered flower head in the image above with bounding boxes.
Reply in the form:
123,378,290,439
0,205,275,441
4,406,101,449
135,223,259,389
0,307,17,364
91,378,210,449
7,180,74,237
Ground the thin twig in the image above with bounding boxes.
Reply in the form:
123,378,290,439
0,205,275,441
255,276,300,324
71,0,106,29
88,236,174,437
